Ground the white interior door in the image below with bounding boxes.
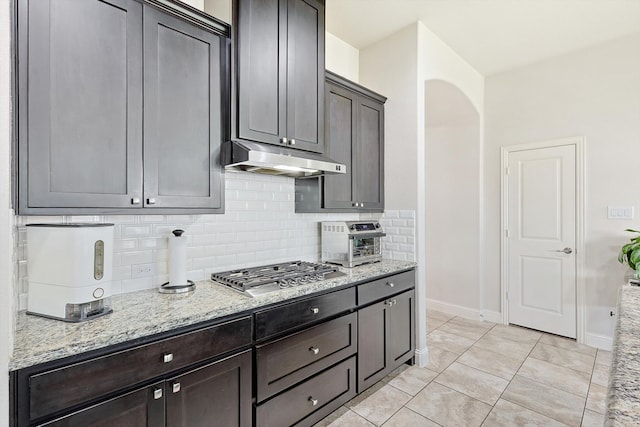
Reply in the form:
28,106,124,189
506,144,576,338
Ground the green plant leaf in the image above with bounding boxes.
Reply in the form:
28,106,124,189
625,229,640,233
630,249,640,269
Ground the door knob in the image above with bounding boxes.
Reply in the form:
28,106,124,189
554,247,573,254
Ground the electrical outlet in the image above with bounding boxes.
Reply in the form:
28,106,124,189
132,263,155,278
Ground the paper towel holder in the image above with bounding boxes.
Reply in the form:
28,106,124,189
159,229,196,294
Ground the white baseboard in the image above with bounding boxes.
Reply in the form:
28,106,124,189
426,299,503,325
584,332,613,351
414,346,429,368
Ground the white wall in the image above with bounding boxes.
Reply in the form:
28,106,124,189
1,0,13,423
484,33,640,346
325,32,359,83
358,22,485,364
425,117,481,311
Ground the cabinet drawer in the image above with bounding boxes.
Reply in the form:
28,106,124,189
256,356,356,427
256,312,357,402
357,270,415,306
255,288,355,341
29,316,251,421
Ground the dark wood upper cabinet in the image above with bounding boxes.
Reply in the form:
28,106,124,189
295,71,386,212
16,0,229,215
19,0,144,211
234,0,325,153
143,6,225,210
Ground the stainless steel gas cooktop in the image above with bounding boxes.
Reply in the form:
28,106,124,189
211,260,345,297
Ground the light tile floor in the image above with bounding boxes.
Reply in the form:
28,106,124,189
314,310,610,427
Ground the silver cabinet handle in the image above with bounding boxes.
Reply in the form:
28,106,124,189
172,382,181,393
131,197,141,205
163,353,174,363
290,139,296,145
309,346,320,355
153,388,163,400
359,203,364,207
309,397,318,406
554,247,573,254
310,307,319,314
147,198,156,205
387,282,395,288
282,137,288,144
352,202,358,207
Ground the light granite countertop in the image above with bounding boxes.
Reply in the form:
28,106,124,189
10,259,416,371
605,283,640,426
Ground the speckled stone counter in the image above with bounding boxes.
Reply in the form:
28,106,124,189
605,284,640,426
10,259,416,371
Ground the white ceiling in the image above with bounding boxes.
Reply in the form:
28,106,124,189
326,0,640,76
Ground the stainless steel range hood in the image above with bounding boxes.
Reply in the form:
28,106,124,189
223,140,346,178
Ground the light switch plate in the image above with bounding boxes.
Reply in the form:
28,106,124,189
608,206,634,220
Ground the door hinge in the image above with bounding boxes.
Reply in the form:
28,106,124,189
505,167,510,175
505,229,509,238
506,291,509,301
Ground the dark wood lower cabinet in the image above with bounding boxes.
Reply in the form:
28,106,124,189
166,350,252,427
357,290,415,392
255,356,357,427
13,270,416,427
39,382,165,427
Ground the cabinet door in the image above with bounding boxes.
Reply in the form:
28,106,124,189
357,290,415,392
166,350,252,427
143,6,225,209
323,82,356,209
357,300,388,392
39,382,165,427
354,96,384,210
236,0,286,146
285,0,325,153
20,0,143,210
387,290,415,365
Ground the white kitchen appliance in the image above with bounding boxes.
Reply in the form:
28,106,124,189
27,223,114,322
321,221,386,268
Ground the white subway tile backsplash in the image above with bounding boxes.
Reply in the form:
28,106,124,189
121,250,153,265
14,174,416,310
380,210,415,261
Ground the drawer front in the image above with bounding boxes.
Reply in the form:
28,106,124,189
256,356,356,427
29,316,251,421
256,312,357,402
357,270,415,306
255,288,356,341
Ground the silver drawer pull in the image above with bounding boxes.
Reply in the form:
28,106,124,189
310,307,320,314
153,388,163,400
387,282,395,288
290,139,296,145
309,346,320,355
172,382,181,393
163,353,174,363
131,197,141,205
147,198,156,205
282,137,288,144
309,397,318,406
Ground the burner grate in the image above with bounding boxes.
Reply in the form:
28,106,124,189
211,261,343,295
